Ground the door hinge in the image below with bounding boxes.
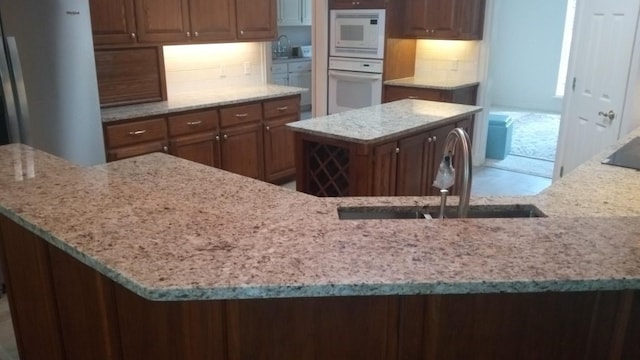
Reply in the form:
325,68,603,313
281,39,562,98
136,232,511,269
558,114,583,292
560,166,564,177
572,77,576,92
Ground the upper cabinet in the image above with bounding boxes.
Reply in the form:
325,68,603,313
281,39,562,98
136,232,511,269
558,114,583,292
89,0,275,46
278,0,311,26
329,0,386,9
89,0,137,46
236,0,277,40
402,0,485,40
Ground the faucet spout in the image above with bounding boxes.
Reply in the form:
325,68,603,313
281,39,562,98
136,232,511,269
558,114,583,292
440,127,473,218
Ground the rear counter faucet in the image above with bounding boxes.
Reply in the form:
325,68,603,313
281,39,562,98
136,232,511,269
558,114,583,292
275,35,290,58
433,128,473,218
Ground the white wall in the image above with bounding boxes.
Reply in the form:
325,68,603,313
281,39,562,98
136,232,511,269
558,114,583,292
163,43,266,98
490,0,567,113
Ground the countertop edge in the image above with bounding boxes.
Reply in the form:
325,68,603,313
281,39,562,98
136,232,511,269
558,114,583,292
384,77,480,90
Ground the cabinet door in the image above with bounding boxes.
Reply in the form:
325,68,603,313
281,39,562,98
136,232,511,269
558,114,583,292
456,0,486,40
264,116,296,182
220,123,264,179
236,0,277,40
189,0,236,42
301,0,312,25
278,0,303,26
372,141,398,196
288,72,312,107
89,0,137,45
135,0,190,43
169,132,218,167
329,0,385,9
404,0,459,39
396,132,430,196
426,124,454,196
272,73,289,86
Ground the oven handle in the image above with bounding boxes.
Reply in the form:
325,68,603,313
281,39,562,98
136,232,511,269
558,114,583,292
329,70,382,82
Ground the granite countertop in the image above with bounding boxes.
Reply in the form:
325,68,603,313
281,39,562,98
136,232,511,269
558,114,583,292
1,126,640,301
286,99,482,143
101,84,307,123
384,77,480,90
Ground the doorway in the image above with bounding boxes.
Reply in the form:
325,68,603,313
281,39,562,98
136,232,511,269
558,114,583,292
483,0,574,181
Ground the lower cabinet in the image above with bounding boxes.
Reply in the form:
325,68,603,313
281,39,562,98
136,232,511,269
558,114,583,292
383,84,479,106
103,95,300,184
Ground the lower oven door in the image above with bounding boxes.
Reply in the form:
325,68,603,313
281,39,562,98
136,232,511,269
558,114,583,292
328,69,382,114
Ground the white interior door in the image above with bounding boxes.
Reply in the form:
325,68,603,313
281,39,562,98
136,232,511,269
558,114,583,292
558,0,640,175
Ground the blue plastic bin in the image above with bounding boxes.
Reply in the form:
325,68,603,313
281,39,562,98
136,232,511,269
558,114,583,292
485,114,513,160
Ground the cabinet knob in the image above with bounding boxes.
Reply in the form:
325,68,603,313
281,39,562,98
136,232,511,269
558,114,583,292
395,147,400,154
194,31,199,37
163,146,168,153
215,135,220,141
433,136,437,141
428,137,432,143
130,33,136,39
265,126,271,131
240,30,244,35
223,134,228,140
186,31,191,37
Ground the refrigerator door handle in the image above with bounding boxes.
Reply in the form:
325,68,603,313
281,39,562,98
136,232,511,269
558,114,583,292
5,37,30,144
0,36,21,143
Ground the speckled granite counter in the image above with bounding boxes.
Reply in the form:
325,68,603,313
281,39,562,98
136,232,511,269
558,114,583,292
101,84,306,123
384,77,479,90
1,124,640,301
287,99,481,143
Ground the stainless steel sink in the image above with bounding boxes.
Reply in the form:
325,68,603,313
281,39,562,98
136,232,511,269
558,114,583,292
337,204,546,220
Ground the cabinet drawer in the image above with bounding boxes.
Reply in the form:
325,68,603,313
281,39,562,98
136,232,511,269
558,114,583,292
288,61,311,73
168,110,218,137
220,103,262,128
271,63,288,74
105,118,167,148
263,97,300,119
107,141,167,162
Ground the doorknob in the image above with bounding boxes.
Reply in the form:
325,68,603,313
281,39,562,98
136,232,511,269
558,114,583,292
598,110,616,121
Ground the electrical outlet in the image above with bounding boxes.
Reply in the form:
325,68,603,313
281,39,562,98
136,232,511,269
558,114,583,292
244,61,251,75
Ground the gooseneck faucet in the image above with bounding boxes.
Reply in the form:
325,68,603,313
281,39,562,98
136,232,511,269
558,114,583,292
438,127,473,218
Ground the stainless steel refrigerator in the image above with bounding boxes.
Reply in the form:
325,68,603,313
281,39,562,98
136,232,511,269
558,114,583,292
0,0,105,166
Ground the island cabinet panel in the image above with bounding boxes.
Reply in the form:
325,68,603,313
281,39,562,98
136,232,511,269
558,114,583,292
134,0,191,43
383,84,479,106
226,296,398,360
372,141,399,196
115,287,226,359
236,0,277,40
395,132,430,196
89,0,137,46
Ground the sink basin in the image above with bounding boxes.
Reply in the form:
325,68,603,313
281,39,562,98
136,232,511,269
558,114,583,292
337,204,546,220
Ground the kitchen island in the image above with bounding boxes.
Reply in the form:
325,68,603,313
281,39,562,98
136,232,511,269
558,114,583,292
287,99,481,197
0,125,639,357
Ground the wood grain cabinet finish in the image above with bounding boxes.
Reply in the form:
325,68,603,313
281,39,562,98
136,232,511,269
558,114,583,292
263,96,299,182
236,0,277,40
329,0,386,9
188,0,237,42
134,0,191,43
104,117,168,161
219,122,264,180
168,110,219,167
402,0,486,40
2,214,639,360
383,84,479,106
89,0,137,46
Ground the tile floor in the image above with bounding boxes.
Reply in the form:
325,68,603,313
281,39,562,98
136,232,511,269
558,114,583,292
0,166,550,359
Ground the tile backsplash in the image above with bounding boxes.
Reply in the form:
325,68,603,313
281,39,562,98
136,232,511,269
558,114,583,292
414,40,480,83
163,43,267,98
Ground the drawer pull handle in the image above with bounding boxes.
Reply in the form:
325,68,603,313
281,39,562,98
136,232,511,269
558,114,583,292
129,130,147,136
408,96,419,99
277,106,288,111
235,113,249,118
187,121,202,126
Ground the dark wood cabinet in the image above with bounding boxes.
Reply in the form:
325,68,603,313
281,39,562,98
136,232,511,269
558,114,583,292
372,141,399,196
89,0,137,46
402,0,485,40
263,96,300,183
168,110,219,167
395,132,430,196
104,117,169,161
220,122,264,180
328,0,386,9
236,0,277,40
189,0,237,42
384,84,479,106
134,0,191,43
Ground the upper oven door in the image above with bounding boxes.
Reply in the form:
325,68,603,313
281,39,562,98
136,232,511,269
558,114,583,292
330,9,386,59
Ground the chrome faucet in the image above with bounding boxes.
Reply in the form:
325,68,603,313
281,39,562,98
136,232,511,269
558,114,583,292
275,35,291,58
435,128,473,218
